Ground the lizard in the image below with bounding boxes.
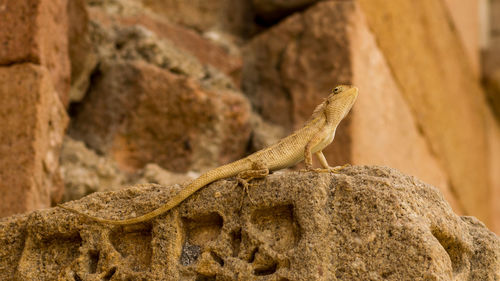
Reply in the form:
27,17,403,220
59,85,358,225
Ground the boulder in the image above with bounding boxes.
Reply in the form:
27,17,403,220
0,0,70,105
0,64,68,217
70,60,251,173
0,166,498,280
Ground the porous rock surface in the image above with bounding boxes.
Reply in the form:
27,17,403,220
0,166,498,280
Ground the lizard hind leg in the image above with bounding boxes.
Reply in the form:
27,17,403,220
235,160,269,205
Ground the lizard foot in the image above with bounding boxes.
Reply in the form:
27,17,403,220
300,164,351,173
237,178,257,205
328,163,351,173
235,163,269,206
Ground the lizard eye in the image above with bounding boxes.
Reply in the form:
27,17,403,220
332,86,342,94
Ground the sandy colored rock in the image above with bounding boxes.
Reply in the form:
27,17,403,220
87,3,242,82
0,64,68,217
0,0,70,105
357,0,493,226
442,0,480,76
70,60,251,173
67,0,98,103
140,0,255,37
1,166,498,280
59,137,128,202
486,110,500,234
243,1,459,212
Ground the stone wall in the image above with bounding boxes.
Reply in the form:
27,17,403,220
0,0,498,234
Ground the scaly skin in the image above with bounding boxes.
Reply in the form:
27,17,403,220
59,85,358,225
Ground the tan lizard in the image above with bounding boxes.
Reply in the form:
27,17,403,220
59,85,358,225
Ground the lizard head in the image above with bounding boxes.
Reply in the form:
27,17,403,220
328,85,358,107
324,85,358,121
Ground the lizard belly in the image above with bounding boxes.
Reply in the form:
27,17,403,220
313,129,336,153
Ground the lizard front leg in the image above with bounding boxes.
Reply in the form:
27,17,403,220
315,151,350,173
304,131,325,170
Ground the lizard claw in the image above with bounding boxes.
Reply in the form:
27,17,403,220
328,164,351,173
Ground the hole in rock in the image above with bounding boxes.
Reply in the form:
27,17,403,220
110,224,152,272
180,243,201,266
251,205,300,251
183,212,223,246
254,261,277,276
103,266,116,280
89,250,99,273
431,227,468,275
210,251,224,266
195,275,216,281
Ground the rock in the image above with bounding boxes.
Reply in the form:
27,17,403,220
0,166,498,280
248,112,286,152
140,0,255,37
131,163,197,187
59,137,128,202
357,0,494,226
243,1,353,131
69,60,251,173
0,64,68,217
67,0,98,103
87,3,243,82
0,0,70,105
242,1,459,213
252,0,320,22
441,0,480,76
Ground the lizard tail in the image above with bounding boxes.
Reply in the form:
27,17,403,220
58,159,250,225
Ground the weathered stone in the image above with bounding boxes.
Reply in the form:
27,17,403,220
87,4,242,81
0,64,68,217
140,0,255,37
252,0,320,22
243,1,353,131
347,4,462,213
132,163,196,187
70,60,251,173
67,0,98,103
243,1,459,212
0,0,70,105
0,166,498,280
59,137,128,202
357,0,493,226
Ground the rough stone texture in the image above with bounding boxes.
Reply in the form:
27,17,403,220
60,136,197,203
67,0,98,103
242,1,460,212
442,0,480,76
357,0,494,226
243,1,352,132
70,60,251,173
0,166,498,280
0,0,70,105
59,137,128,202
140,0,255,37
0,64,68,217
87,2,243,82
131,163,197,188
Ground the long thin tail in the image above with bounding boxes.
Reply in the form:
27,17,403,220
59,159,249,225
